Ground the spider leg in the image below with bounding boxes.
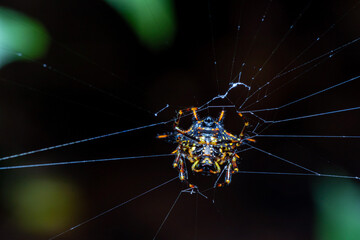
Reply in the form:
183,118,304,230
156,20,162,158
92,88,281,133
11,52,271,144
174,107,198,129
171,151,198,189
178,157,198,188
231,153,240,172
173,107,200,142
191,160,201,172
157,134,170,139
172,150,180,168
174,128,199,142
215,158,241,187
237,112,250,138
218,110,225,122
225,163,233,184
174,110,184,128
191,107,199,121
209,161,221,174
178,156,187,181
215,163,233,187
236,111,257,143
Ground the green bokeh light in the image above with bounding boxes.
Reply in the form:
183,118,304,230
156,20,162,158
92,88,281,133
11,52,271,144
104,0,176,50
0,7,50,68
313,178,360,240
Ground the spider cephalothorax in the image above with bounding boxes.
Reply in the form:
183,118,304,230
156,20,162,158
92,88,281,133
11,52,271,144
158,108,254,188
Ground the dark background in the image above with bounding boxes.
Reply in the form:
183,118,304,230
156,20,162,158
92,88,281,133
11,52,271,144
0,0,360,239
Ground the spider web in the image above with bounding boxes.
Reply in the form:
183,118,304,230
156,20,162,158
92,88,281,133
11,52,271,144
0,0,360,239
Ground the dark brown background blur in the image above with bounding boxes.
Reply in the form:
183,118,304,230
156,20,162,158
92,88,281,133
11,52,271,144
0,0,360,239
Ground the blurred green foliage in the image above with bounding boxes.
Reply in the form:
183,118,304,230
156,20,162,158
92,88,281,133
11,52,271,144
313,178,360,240
4,175,81,235
0,7,49,68
104,0,176,50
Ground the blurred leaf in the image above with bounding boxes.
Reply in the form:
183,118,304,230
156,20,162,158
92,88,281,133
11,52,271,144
313,178,360,240
0,7,50,68
104,0,176,50
4,175,81,235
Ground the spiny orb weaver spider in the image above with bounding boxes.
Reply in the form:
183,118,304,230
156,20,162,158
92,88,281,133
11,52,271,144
157,108,255,188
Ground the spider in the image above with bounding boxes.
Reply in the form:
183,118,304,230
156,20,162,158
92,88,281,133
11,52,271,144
157,108,255,188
